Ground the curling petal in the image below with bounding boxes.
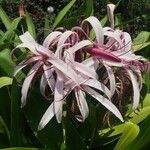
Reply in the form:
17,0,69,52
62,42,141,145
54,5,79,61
84,86,124,122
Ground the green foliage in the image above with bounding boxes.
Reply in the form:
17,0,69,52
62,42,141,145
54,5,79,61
53,0,77,28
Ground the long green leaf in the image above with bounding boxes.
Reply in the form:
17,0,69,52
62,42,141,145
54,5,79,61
25,11,36,39
85,0,93,17
114,122,139,150
126,116,150,150
0,6,11,30
53,0,76,28
0,148,38,150
0,49,15,76
0,77,12,88
1,17,22,43
133,31,150,51
10,79,23,146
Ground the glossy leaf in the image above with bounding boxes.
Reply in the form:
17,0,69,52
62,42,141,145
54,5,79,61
53,0,76,28
25,11,36,39
0,148,38,150
114,122,139,150
0,49,15,76
85,0,93,17
0,6,11,30
10,79,23,146
133,31,150,51
126,116,150,150
0,77,12,88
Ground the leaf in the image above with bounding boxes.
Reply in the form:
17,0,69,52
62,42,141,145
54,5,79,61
85,0,93,17
133,31,150,51
25,11,36,39
0,6,11,30
10,79,23,146
1,17,22,42
53,0,76,28
44,16,50,37
65,114,87,150
126,116,150,150
0,77,12,88
114,122,139,150
143,94,150,107
0,148,38,150
0,49,15,76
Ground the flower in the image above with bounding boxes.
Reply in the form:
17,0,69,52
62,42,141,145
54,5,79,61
14,4,147,130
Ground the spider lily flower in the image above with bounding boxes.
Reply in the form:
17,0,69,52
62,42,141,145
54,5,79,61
14,31,83,107
38,48,124,130
38,32,124,130
79,4,145,110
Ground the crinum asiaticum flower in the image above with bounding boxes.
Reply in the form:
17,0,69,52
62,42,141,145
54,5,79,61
71,4,145,111
14,29,123,130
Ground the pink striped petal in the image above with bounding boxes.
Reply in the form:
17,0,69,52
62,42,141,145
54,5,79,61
84,86,124,122
107,4,115,29
83,79,111,99
38,102,55,130
47,58,79,85
126,69,140,110
84,16,104,45
75,88,89,121
73,61,98,79
43,65,55,92
14,56,42,76
21,61,43,107
43,31,62,48
104,64,116,97
18,32,39,55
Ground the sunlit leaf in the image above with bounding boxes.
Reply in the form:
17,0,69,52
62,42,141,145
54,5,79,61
133,31,150,51
10,79,23,146
0,77,12,88
53,0,76,28
0,6,11,30
0,49,15,76
114,122,139,150
25,11,36,39
0,148,38,150
85,0,93,17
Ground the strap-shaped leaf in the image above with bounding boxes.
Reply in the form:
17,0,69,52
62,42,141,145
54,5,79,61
53,0,76,28
0,6,11,30
0,77,12,88
25,11,36,39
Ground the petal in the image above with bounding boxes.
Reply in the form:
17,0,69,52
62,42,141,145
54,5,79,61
14,56,42,76
126,69,140,110
84,86,124,122
82,57,99,71
47,58,79,85
38,102,55,130
73,61,98,79
54,74,64,123
65,40,92,55
43,31,62,48
21,61,43,107
84,16,104,45
75,88,89,121
55,31,77,58
43,65,55,92
104,64,116,97
18,32,39,55
40,74,48,98
83,78,111,99
107,4,115,29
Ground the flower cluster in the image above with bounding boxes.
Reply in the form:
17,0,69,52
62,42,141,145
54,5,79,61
14,4,145,130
